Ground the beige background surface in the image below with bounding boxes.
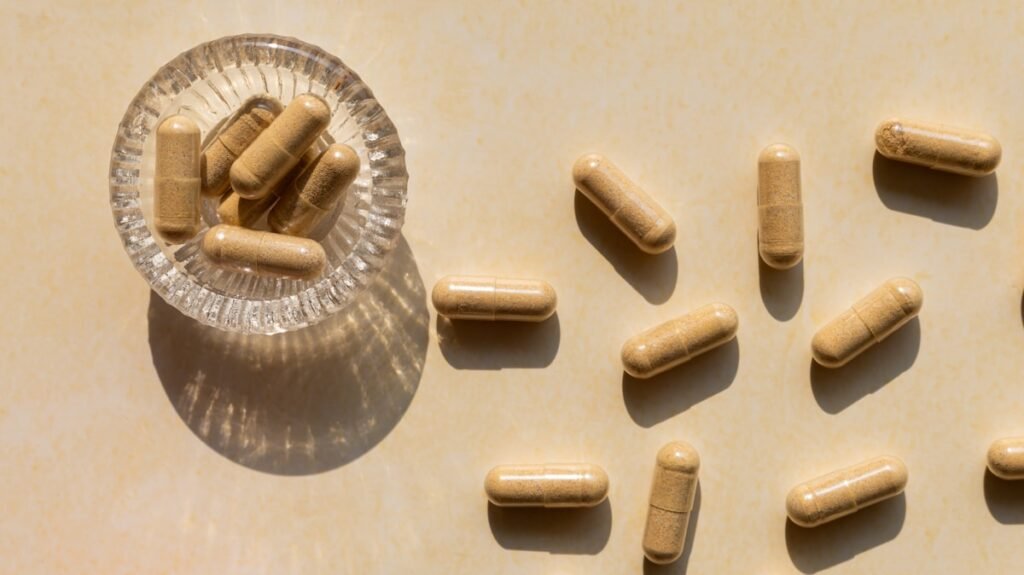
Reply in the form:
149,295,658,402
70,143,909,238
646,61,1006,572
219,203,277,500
2,1,1023,573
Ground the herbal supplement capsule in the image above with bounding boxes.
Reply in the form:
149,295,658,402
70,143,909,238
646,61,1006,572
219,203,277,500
758,143,803,269
987,437,1024,480
431,276,557,321
230,93,331,200
786,455,908,528
811,278,922,368
201,224,326,280
269,143,360,236
484,463,609,508
201,96,282,197
217,147,319,228
621,303,738,379
875,118,1001,176
572,153,676,254
643,441,699,564
154,115,201,243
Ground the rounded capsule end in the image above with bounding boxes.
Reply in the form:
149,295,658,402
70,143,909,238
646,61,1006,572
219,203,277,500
572,153,607,186
877,455,910,490
229,160,267,200
887,277,923,316
200,224,230,262
987,438,1024,480
580,465,610,506
293,93,332,125
811,330,849,369
157,114,199,137
656,441,700,473
875,118,905,158
758,142,799,164
760,245,804,270
785,483,821,528
643,537,684,565
430,277,458,317
532,281,558,321
621,336,654,379
640,218,676,254
483,466,504,505
708,303,739,339
975,135,1002,175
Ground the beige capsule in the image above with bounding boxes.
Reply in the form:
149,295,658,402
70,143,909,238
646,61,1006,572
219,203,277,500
201,224,326,280
621,303,738,379
484,463,609,508
201,96,282,197
154,115,201,243
786,455,908,528
811,278,922,368
987,437,1024,480
217,147,320,228
269,143,360,236
643,441,699,565
432,276,557,322
572,153,676,254
875,118,1001,176
758,143,803,269
230,93,331,200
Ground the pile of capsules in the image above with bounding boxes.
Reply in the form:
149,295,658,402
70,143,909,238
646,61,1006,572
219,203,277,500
432,119,1023,565
153,93,360,280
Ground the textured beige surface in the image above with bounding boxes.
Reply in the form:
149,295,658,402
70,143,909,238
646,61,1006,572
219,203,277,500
3,1,1024,573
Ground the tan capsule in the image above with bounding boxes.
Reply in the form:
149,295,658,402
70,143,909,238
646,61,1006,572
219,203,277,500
758,143,803,269
154,115,201,243
201,224,326,280
643,441,699,564
621,303,738,379
875,118,1001,176
431,276,557,322
217,147,320,228
269,143,360,236
230,93,331,200
572,153,676,254
201,96,282,197
987,437,1024,480
484,463,609,508
786,456,908,528
811,278,922,368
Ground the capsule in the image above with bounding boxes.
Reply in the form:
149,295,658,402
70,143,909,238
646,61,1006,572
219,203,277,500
987,437,1024,480
154,115,201,243
786,455,908,528
217,147,320,228
230,93,331,200
621,303,738,379
201,224,326,280
484,463,609,508
758,143,803,269
572,153,676,254
432,276,557,322
875,118,1001,176
811,278,922,368
201,96,282,197
643,441,699,564
269,143,360,236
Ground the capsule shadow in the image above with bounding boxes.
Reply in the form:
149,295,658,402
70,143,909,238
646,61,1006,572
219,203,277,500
872,152,998,230
810,318,920,414
436,313,560,370
149,237,428,475
623,338,739,427
785,493,906,573
487,498,612,555
574,191,678,304
642,482,701,575
758,251,804,321
984,469,1024,524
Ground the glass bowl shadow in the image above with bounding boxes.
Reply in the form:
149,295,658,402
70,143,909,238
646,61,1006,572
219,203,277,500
110,34,408,334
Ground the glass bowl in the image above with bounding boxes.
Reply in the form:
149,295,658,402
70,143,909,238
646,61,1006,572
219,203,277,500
109,34,408,334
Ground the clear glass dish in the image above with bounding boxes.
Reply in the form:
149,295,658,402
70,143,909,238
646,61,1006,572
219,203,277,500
109,34,408,334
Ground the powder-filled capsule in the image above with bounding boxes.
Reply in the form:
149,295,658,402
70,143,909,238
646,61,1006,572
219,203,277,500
218,147,320,228
811,278,922,368
201,224,326,280
572,153,676,254
484,463,609,508
758,143,803,269
154,115,201,243
621,303,738,379
987,437,1024,480
230,93,331,200
432,276,556,321
269,143,360,237
786,455,908,528
875,118,1001,176
201,96,282,197
643,441,699,564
